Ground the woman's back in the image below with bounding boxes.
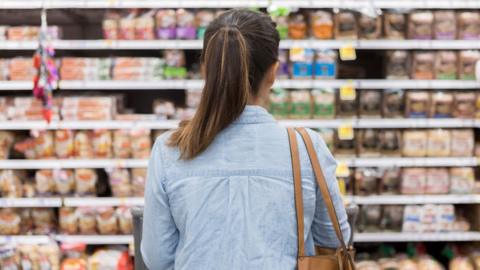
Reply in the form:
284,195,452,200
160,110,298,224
141,105,350,270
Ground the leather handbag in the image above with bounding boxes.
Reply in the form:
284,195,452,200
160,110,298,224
287,127,355,270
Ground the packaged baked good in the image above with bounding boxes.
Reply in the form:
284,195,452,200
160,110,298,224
77,207,96,234
334,130,356,157
436,204,455,232
408,11,434,39
401,168,426,194
450,129,474,156
449,167,475,194
0,209,21,234
426,168,450,194
427,129,451,157
458,12,480,40
131,168,146,197
402,130,428,157
74,169,97,196
314,49,337,79
54,169,75,196
411,51,435,79
358,205,381,232
379,130,401,156
359,14,381,39
74,131,93,158
0,131,13,159
176,9,196,39
155,9,176,39
453,92,476,118
434,51,457,80
380,168,401,194
381,205,404,231
402,205,422,232
18,208,32,234
59,207,78,234
103,11,120,39
196,10,215,39
55,130,74,158
87,248,133,270
386,50,409,79
358,129,381,157
430,91,453,118
336,89,358,118
311,88,335,119
164,49,187,79
449,257,475,270
113,129,131,158
334,11,357,39
119,11,136,40
384,12,406,39
32,130,55,158
359,90,382,118
382,89,404,118
131,129,151,159
96,207,118,235
406,91,430,118
117,206,133,234
354,168,379,195
108,168,131,197
434,11,457,40
458,50,480,80
289,90,311,119
356,261,381,270
32,208,55,234
92,130,112,158
290,48,314,79
288,12,307,39
310,10,333,39
35,169,55,196
269,88,290,119
0,170,23,198
417,255,444,270
135,11,155,40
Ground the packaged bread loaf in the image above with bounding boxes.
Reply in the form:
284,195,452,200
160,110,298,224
359,90,382,118
411,51,435,79
406,91,430,118
19,208,33,233
379,130,401,156
334,130,356,157
131,129,151,159
176,9,196,39
434,11,457,40
288,12,307,39
289,90,311,119
358,205,381,232
453,92,476,118
311,88,335,119
196,10,215,39
458,12,480,40
384,12,406,39
92,130,112,158
32,208,55,234
434,51,457,80
0,209,21,235
0,131,13,159
458,50,480,80
155,9,176,39
96,207,118,235
0,170,23,198
430,91,453,118
131,168,146,197
59,207,78,234
358,129,381,157
426,168,450,194
380,168,401,194
450,129,474,156
334,11,357,39
386,51,409,79
402,205,422,232
269,88,290,119
117,206,133,234
113,129,131,158
402,130,428,157
310,11,333,39
74,131,93,158
427,129,451,157
359,14,381,39
74,169,97,196
33,130,55,158
450,167,475,194
35,169,55,196
408,11,434,39
55,130,74,158
135,11,155,40
103,11,120,39
381,205,404,231
354,168,379,195
54,169,75,196
336,89,358,118
108,168,131,197
119,11,136,40
314,49,337,79
382,89,404,118
401,168,427,194
76,207,96,234
449,257,475,270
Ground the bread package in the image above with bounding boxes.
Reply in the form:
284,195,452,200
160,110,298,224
406,91,430,118
55,130,74,158
453,92,476,118
380,168,401,194
458,12,480,40
131,129,151,159
334,11,358,39
35,169,55,196
310,11,333,39
269,88,290,119
359,90,382,118
311,88,335,119
0,170,23,198
458,50,480,80
74,131,94,158
408,11,434,39
385,50,409,79
59,207,78,234
0,131,14,159
314,49,337,79
430,91,453,118
402,205,422,232
0,209,21,235
427,129,451,157
354,168,379,195
449,257,475,270
402,130,428,157
450,167,475,194
108,168,131,197
32,208,55,234
381,205,404,231
135,11,155,40
450,129,474,156
117,206,133,234
384,12,406,39
77,207,96,234
336,89,358,118
195,10,215,39
411,51,435,79
155,9,176,39
92,130,112,158
426,168,450,194
434,51,457,79
359,14,381,39
401,168,427,194
434,11,457,40
96,207,118,235
358,205,381,232
131,168,146,197
113,129,131,158
176,9,196,39
118,11,136,40
33,130,55,158
382,89,404,118
288,12,307,39
289,90,311,119
334,130,356,157
54,169,75,196
379,130,402,156
358,129,381,157
74,169,97,196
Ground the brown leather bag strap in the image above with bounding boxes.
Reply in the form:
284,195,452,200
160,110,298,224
287,127,306,257
295,127,348,252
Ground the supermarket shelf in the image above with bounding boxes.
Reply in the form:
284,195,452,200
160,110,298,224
64,197,144,207
347,194,480,205
355,232,480,242
342,157,478,167
271,0,480,9
0,159,148,169
0,120,180,130
0,198,62,208
55,235,133,245
58,80,204,90
0,236,53,245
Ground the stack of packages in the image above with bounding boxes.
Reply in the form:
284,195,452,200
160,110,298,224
5,26,61,40
112,57,164,80
61,97,117,121
60,57,111,81
8,58,35,81
8,97,61,121
0,98,7,120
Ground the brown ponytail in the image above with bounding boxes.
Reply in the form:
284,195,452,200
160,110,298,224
168,9,279,159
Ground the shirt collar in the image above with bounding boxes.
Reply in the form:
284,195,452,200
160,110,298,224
232,105,276,125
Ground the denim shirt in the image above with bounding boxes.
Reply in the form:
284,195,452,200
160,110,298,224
141,105,350,270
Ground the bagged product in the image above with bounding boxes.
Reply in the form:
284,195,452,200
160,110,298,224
384,12,406,39
449,257,475,270
425,168,450,194
434,51,457,79
287,12,307,39
437,204,455,232
427,129,451,157
176,9,196,39
87,248,133,270
35,169,55,196
382,89,404,118
401,168,427,194
334,11,358,39
117,206,133,234
55,130,74,158
408,11,434,39
119,11,136,40
402,130,428,157
450,129,474,156
358,205,381,232
458,50,480,80
314,49,337,79
354,168,378,195
32,208,55,234
453,92,476,118
402,205,422,232
385,50,409,79
92,130,112,158
108,168,131,197
358,129,381,157
380,168,401,194
164,50,186,79
336,88,358,118
430,91,453,118
54,169,75,196
131,168,146,197
19,208,33,234
289,90,311,119
458,12,480,40
113,130,131,158
311,88,335,119
74,131,93,158
381,205,404,231
420,205,438,232
33,130,55,158
156,9,176,39
196,10,215,39
153,99,175,119
334,130,356,157
0,209,21,234
356,261,380,270
269,88,290,119
359,90,382,118
449,167,475,194
77,207,96,234
135,11,155,40
379,130,401,156
310,11,333,39
96,207,118,235
358,14,381,39
434,11,457,40
74,169,97,196
0,170,22,198
0,131,13,159
406,91,430,118
411,51,435,80
131,129,152,159
102,11,120,39
417,255,445,270
290,48,314,79
59,207,78,234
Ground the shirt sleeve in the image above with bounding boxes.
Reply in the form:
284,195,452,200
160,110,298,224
309,131,351,248
141,138,179,270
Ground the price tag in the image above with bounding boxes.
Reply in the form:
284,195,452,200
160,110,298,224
338,123,354,141
340,83,356,101
335,161,350,178
339,44,356,61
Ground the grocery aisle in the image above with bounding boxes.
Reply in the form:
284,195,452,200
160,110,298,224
0,0,480,269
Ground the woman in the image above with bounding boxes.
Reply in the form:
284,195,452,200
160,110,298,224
141,9,350,270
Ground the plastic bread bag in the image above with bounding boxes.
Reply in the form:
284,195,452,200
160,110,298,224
380,168,401,194
314,49,337,79
287,11,307,39
176,9,196,39
92,129,112,158
385,50,409,79
54,169,75,196
195,10,215,39
74,131,94,159
411,51,435,80
408,11,434,39
289,48,314,79
449,256,475,270
402,130,428,157
119,10,136,40
427,129,451,157
32,130,55,158
277,50,290,79
382,89,404,118
59,207,78,235
434,11,457,40
77,207,97,234
103,10,120,40
406,91,430,118
434,51,457,80
0,131,14,159
131,168,146,197
19,209,33,234
430,91,453,118
425,168,450,194
334,11,358,39
289,90,311,119
355,261,381,270
358,14,381,40
449,167,475,194
450,129,474,157
402,205,422,232
32,208,55,235
130,129,151,159
453,92,476,118
87,247,133,270
0,208,21,235
384,11,406,39
134,10,155,40
401,168,426,194
359,90,382,118
0,244,19,270
0,170,23,198
458,12,480,40
417,255,445,270
334,129,356,157
357,129,381,157
458,50,480,80
55,130,74,158
354,168,379,195
310,10,333,39
358,205,381,232
35,169,55,196
381,205,404,231
96,206,118,235
155,9,176,39
74,169,97,196
311,88,335,119
107,168,131,197
113,129,131,158
379,130,402,157
117,206,133,234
